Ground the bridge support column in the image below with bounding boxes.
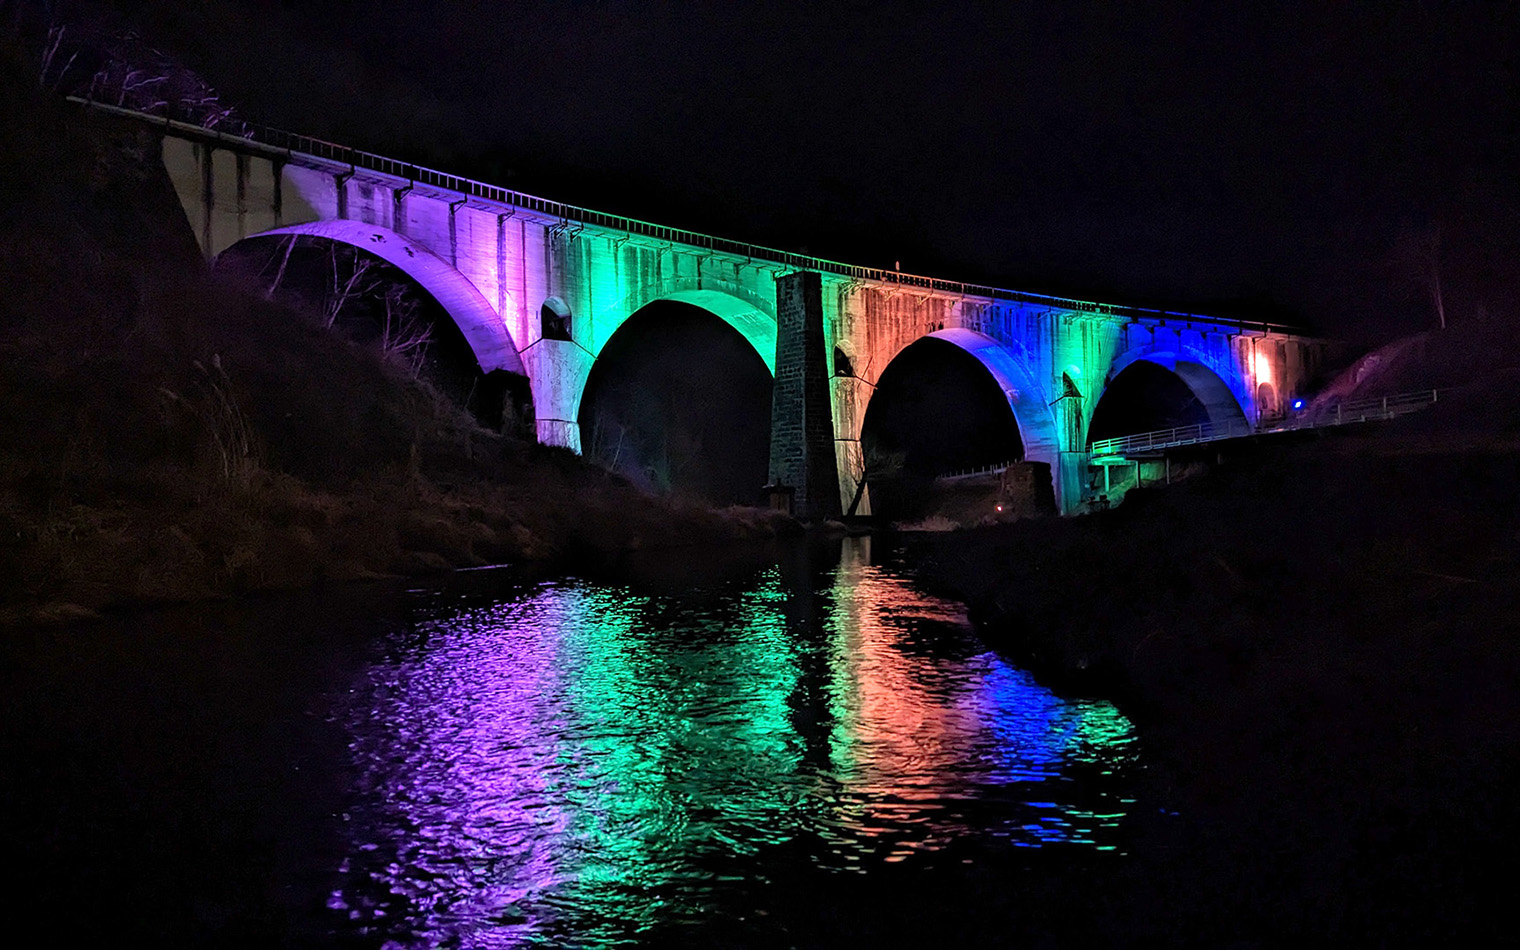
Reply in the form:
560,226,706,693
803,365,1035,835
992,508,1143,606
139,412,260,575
1057,451,1089,514
768,271,841,521
521,339,594,454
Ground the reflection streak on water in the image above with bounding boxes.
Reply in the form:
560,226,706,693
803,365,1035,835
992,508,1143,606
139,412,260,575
334,540,1138,945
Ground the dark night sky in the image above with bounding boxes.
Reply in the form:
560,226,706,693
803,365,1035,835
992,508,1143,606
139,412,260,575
119,0,1520,340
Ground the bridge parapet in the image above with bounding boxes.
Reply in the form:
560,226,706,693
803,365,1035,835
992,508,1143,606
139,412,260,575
74,97,1305,336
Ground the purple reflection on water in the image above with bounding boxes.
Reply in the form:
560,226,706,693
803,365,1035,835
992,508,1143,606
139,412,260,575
330,548,1138,946
337,592,587,944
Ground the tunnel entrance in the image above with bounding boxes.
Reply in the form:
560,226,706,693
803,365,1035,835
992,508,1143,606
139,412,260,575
216,235,533,435
577,300,772,505
1087,360,1213,444
859,337,1024,521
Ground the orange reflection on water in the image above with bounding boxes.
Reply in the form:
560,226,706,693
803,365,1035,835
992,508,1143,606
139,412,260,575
821,537,1125,849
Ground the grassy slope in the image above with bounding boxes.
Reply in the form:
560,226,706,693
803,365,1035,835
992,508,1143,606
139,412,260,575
911,368,1520,942
0,57,792,623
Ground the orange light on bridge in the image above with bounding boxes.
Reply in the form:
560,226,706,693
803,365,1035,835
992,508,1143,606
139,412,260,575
1254,351,1273,386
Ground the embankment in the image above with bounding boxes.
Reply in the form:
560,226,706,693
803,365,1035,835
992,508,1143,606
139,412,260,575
910,376,1520,942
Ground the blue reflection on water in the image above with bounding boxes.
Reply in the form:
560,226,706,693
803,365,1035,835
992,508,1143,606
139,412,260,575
331,539,1139,946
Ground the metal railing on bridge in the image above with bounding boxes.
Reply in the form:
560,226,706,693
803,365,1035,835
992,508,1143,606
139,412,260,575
1088,388,1441,458
67,97,1309,336
937,460,1019,482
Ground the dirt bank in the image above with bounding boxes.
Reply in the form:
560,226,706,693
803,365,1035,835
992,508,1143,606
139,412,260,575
909,383,1520,942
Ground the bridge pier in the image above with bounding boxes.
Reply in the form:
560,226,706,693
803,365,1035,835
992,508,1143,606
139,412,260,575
1057,451,1089,513
769,272,841,521
520,339,594,453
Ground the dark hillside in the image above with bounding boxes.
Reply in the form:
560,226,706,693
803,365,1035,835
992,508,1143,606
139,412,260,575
910,357,1520,942
0,54,791,622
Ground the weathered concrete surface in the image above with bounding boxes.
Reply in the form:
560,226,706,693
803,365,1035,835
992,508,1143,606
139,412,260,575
156,122,1330,512
769,272,841,520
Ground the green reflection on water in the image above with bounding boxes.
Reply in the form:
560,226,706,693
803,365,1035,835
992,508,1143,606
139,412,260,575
544,578,806,908
338,542,1140,945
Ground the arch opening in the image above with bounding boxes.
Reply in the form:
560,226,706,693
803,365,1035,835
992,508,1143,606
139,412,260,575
220,221,523,372
541,296,573,342
833,346,855,378
1088,357,1248,446
1256,381,1280,422
577,300,773,505
859,336,1025,521
628,288,777,374
1060,372,1083,400
216,232,533,435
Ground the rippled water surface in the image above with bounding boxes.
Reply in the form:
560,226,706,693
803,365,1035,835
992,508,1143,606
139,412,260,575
0,539,1141,946
327,540,1139,946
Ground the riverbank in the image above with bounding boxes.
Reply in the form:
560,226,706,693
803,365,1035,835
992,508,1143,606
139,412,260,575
909,377,1520,942
0,58,795,626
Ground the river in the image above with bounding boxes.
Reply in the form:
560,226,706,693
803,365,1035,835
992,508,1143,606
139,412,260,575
1,537,1143,946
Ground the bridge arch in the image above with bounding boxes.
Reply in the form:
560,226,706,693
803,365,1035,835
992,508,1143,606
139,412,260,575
562,283,778,428
575,288,775,503
595,277,778,374
1092,343,1250,441
859,327,1059,470
221,220,525,376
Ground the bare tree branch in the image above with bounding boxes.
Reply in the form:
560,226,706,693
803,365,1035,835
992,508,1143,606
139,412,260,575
322,244,379,329
1391,222,1447,330
266,235,297,300
377,283,432,376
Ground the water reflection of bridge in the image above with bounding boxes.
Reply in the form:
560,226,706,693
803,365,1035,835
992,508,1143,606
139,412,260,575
333,540,1136,943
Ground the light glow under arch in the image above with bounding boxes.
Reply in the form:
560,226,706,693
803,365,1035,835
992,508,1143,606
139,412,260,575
225,220,526,376
592,286,778,376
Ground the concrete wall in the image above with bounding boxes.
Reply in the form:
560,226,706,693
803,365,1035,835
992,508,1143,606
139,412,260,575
160,132,1329,514
769,272,841,520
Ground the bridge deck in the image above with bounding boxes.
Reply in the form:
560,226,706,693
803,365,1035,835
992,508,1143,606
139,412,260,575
70,97,1304,336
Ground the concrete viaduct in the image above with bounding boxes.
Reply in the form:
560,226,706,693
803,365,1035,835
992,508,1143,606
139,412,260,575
90,101,1328,516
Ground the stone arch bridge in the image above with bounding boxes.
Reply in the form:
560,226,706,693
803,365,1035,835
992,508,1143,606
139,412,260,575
93,101,1327,515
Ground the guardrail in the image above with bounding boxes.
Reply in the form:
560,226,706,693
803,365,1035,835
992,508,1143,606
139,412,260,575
1089,388,1441,458
1090,419,1256,458
67,96,1309,336
937,460,1018,482
1304,389,1441,426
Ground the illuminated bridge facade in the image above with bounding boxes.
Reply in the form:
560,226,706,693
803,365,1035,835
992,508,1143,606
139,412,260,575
97,101,1329,514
